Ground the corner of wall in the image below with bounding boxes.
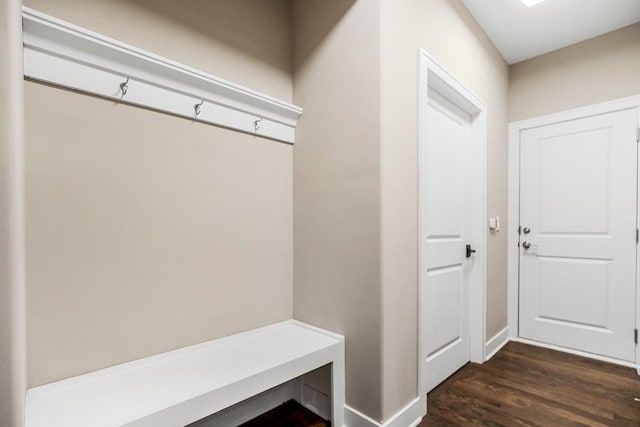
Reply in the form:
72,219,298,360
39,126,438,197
291,0,384,421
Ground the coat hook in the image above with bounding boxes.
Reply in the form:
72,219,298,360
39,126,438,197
119,78,129,97
194,100,204,117
254,117,263,132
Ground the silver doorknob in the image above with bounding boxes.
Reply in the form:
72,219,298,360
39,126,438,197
523,227,531,234
522,241,531,249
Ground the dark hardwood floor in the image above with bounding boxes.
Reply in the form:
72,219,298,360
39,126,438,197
420,342,640,426
240,400,330,427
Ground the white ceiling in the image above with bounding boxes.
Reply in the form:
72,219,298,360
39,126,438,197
460,0,640,64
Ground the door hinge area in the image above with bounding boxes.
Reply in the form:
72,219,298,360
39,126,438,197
637,128,640,143
636,228,639,244
635,328,638,345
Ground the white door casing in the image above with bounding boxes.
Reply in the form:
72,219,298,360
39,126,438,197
418,50,487,396
518,108,639,362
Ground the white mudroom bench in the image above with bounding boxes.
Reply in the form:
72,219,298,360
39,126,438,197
25,320,345,427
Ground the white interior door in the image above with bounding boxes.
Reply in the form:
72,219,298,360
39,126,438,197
423,90,475,392
519,109,638,362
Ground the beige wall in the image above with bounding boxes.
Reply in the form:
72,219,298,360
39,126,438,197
0,0,26,425
379,0,509,419
510,23,640,121
24,0,294,387
16,0,636,423
24,0,293,102
292,0,383,420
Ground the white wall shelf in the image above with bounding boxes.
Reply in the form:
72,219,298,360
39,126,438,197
22,7,303,144
25,320,345,427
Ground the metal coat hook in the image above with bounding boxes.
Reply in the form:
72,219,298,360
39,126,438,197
194,100,204,117
119,77,129,97
254,117,263,132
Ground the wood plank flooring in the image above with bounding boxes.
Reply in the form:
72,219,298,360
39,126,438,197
420,342,640,426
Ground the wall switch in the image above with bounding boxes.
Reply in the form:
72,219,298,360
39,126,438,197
489,216,501,231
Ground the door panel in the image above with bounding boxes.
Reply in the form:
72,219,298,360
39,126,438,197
538,130,610,233
538,257,608,327
426,266,464,354
519,109,638,362
423,90,472,392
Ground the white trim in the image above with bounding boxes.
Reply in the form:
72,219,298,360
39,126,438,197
344,397,425,427
21,7,302,144
25,320,345,427
484,327,510,361
507,123,521,341
508,95,640,369
418,49,488,396
513,337,638,369
5,0,27,425
636,114,640,377
509,96,640,131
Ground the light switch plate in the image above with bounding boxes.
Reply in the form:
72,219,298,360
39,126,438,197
489,216,501,231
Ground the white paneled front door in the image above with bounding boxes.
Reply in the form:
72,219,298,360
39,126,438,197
423,90,475,392
519,109,638,362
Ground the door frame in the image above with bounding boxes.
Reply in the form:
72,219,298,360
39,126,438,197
507,95,640,371
418,50,487,395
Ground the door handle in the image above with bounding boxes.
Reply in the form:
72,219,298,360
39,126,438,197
466,244,476,258
523,227,531,234
522,241,531,249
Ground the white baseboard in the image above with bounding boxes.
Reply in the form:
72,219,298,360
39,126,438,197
513,337,637,369
484,326,510,361
344,397,425,427
301,382,331,421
